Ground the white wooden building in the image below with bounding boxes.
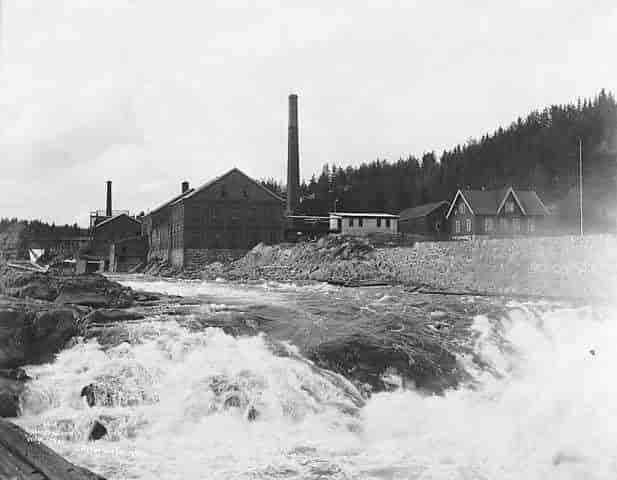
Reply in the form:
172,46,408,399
329,212,399,235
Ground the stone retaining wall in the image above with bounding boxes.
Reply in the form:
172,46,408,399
378,234,617,299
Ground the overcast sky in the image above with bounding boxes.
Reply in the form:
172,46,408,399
0,1,615,225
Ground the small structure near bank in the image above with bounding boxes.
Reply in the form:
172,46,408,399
76,254,105,274
90,213,142,261
110,236,147,273
86,180,143,270
398,201,449,239
329,212,399,235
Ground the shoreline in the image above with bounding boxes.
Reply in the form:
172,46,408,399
138,233,617,304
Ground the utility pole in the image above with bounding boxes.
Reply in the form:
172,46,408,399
579,137,583,236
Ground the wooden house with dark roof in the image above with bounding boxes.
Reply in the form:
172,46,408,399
446,186,550,238
398,201,449,238
144,168,285,268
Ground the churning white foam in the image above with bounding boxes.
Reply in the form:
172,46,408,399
15,293,617,479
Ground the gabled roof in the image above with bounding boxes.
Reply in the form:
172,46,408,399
182,168,285,203
515,190,551,215
148,188,196,216
496,186,527,215
93,213,141,229
329,212,399,218
446,189,479,218
399,201,449,221
146,168,283,217
446,187,549,218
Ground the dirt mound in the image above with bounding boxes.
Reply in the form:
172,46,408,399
222,235,384,283
139,235,396,286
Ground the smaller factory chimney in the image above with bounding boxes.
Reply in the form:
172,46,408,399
182,181,189,193
106,181,112,217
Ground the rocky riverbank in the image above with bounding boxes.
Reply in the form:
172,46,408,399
142,233,617,301
144,235,398,285
0,263,225,420
0,264,154,419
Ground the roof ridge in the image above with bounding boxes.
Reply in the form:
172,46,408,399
94,213,140,229
184,168,285,203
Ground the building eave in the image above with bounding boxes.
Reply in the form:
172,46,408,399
445,190,475,219
496,186,527,215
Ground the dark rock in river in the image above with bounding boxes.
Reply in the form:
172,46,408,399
54,275,134,308
0,368,30,417
88,420,107,441
0,364,30,418
80,383,115,408
0,367,31,381
0,267,135,308
0,295,80,369
247,405,259,421
311,333,464,395
84,309,145,325
0,391,20,417
0,375,26,417
81,384,97,407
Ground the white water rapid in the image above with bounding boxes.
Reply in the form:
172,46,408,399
14,278,617,480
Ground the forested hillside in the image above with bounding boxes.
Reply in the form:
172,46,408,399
0,218,88,257
286,90,616,230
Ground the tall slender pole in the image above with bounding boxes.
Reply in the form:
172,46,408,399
0,0,3,60
579,137,583,236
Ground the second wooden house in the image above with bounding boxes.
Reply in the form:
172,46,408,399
446,186,550,238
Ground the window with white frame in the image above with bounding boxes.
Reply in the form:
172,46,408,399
466,218,472,232
484,217,493,232
455,220,461,233
505,201,515,213
459,202,466,214
513,217,520,232
528,218,535,233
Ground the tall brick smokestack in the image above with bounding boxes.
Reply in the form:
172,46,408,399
287,94,300,215
106,181,112,217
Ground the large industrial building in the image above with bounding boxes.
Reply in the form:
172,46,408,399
143,169,285,268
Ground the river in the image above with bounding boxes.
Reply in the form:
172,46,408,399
13,276,617,479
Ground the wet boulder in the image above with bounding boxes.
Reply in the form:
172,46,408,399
0,391,21,417
54,274,135,308
83,309,145,325
0,267,135,308
80,383,115,408
247,405,259,421
0,296,79,369
0,376,25,418
88,420,107,441
0,368,30,381
310,331,465,396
